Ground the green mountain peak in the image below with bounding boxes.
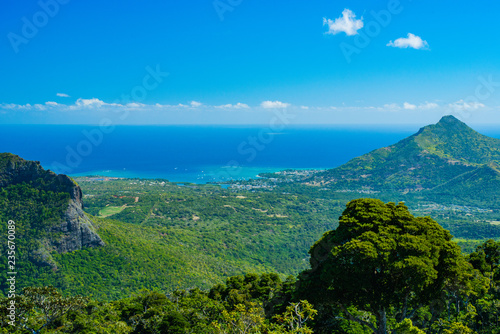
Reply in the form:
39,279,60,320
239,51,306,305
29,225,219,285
415,115,471,139
412,116,500,165
437,114,465,126
306,117,500,200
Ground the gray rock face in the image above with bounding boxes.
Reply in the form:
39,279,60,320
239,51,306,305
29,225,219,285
53,188,106,253
0,153,105,255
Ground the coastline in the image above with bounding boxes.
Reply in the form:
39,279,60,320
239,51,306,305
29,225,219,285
69,166,328,184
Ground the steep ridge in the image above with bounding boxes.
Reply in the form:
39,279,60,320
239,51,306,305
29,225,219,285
0,153,104,265
305,116,500,195
423,164,500,207
413,115,500,164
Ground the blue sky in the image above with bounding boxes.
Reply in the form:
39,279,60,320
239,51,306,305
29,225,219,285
1,0,500,125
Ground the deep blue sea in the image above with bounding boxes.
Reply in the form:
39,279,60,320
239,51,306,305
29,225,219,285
1,125,499,184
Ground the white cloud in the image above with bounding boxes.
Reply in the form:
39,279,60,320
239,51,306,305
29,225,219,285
76,98,106,108
70,98,122,110
323,9,363,36
81,99,105,108
419,102,439,110
387,33,429,50
34,104,47,111
379,102,439,111
0,99,454,117
382,103,401,111
0,103,32,110
449,99,485,111
56,93,70,97
126,102,146,108
403,102,417,110
261,101,291,109
215,103,250,109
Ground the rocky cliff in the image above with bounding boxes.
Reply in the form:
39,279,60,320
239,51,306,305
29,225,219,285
0,153,104,256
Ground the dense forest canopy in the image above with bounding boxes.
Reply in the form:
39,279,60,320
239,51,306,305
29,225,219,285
2,199,500,333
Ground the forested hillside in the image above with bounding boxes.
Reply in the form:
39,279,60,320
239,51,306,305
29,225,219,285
2,199,500,334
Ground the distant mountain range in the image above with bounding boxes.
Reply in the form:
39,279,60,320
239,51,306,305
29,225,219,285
305,115,500,207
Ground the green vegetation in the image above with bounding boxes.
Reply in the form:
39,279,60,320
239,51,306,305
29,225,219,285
2,200,500,333
3,116,500,332
98,205,126,217
52,215,278,299
2,162,500,301
297,199,482,334
43,177,344,299
0,153,80,196
0,182,71,288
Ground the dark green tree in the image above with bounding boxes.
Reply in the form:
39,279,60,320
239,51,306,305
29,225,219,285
11,286,87,334
297,198,472,334
469,239,500,284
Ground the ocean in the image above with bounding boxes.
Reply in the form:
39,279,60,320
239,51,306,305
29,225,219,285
2,124,499,184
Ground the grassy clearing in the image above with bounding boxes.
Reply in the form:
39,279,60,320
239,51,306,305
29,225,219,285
99,205,127,217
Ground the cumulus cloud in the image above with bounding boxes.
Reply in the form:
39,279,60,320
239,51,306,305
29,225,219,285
261,101,291,109
75,98,110,108
387,33,429,50
77,98,105,108
126,102,146,108
215,103,250,109
420,102,439,110
0,103,32,110
449,99,485,111
68,98,123,110
0,99,450,116
403,102,417,110
381,102,440,111
33,104,47,111
323,9,364,36
382,103,401,111
56,93,70,97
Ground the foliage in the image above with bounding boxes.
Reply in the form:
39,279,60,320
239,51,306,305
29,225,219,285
297,198,475,334
1,224,500,333
2,286,87,334
393,319,425,334
210,302,267,334
469,239,500,282
272,300,317,334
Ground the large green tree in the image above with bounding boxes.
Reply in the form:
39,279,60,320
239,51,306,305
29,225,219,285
469,239,500,284
297,198,473,334
3,286,88,334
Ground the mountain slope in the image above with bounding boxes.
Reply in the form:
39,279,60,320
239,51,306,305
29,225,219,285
414,116,500,164
1,154,342,299
306,116,500,199
423,164,500,207
0,153,104,270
